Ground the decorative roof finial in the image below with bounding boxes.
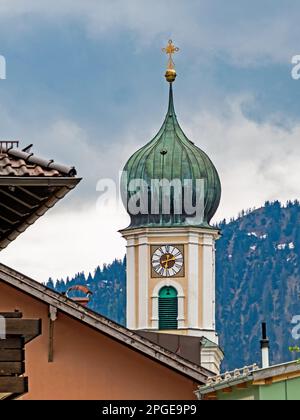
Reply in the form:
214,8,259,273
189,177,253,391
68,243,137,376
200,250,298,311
162,39,179,83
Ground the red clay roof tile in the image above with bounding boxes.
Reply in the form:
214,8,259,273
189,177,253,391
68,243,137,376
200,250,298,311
0,146,76,177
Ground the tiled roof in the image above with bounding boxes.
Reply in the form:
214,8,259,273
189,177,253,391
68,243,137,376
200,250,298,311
195,361,300,399
0,144,80,250
0,146,76,177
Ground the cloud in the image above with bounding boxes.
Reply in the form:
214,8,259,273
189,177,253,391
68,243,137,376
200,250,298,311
187,95,300,219
0,202,129,283
1,95,299,282
0,1,299,280
0,0,299,65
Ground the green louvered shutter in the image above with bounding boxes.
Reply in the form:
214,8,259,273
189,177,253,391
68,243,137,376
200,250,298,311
159,286,178,330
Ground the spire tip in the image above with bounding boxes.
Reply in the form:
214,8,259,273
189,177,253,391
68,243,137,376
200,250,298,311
162,40,179,83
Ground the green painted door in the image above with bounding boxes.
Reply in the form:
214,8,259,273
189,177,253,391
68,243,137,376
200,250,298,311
159,286,178,330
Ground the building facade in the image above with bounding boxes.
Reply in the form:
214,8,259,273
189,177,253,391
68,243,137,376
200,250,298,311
196,361,300,400
120,41,223,374
0,264,209,400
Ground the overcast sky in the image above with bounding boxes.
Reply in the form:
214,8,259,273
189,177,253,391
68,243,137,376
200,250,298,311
1,0,300,282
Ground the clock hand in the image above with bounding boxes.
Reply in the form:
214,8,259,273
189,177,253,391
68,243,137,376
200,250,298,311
161,255,176,263
161,255,176,268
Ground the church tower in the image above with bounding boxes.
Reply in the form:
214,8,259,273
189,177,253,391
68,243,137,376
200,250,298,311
120,41,223,373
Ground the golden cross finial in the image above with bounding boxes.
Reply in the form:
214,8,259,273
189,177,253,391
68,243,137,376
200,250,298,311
162,40,179,83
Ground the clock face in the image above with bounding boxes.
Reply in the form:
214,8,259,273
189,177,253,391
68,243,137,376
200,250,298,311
151,245,184,277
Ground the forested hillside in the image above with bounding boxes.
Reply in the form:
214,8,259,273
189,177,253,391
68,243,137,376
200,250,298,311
216,200,300,369
46,200,300,370
47,258,126,325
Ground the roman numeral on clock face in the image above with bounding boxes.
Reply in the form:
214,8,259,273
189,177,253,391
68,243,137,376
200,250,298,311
158,267,165,276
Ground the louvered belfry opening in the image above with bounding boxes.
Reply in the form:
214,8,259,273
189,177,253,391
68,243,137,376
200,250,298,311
159,286,178,330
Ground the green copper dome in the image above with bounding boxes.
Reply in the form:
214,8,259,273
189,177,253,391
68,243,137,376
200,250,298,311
121,84,221,229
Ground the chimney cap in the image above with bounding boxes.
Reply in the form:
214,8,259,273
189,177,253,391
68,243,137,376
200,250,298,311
260,322,270,348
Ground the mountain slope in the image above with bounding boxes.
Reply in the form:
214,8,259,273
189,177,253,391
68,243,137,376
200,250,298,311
216,200,300,370
47,201,300,371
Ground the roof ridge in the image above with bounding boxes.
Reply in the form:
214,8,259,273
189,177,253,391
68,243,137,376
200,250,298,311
6,148,76,177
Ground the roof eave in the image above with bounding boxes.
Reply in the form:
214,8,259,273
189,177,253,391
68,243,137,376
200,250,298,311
0,177,81,251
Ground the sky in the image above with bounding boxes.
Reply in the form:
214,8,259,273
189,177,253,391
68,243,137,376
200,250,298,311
0,0,300,282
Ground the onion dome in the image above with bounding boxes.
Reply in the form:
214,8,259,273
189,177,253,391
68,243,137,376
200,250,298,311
121,42,221,229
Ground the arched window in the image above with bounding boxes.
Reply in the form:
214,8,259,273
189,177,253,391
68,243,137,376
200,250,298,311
159,286,178,330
